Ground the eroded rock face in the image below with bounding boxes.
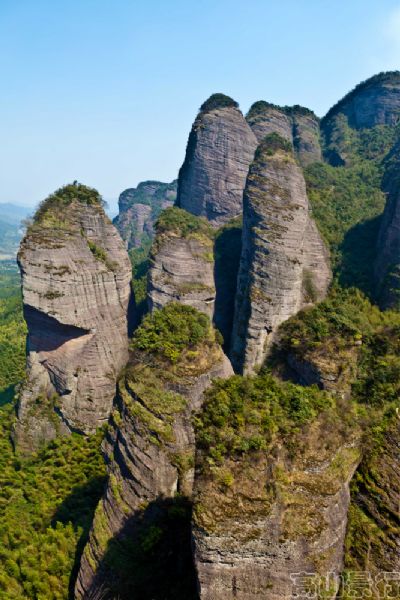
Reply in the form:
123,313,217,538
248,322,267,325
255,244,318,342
75,331,233,598
15,189,132,452
246,102,322,166
177,94,257,226
230,136,331,374
193,413,360,600
113,180,177,249
344,416,400,591
323,71,400,131
148,223,215,319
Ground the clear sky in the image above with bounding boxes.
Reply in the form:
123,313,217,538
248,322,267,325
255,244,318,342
2,0,400,210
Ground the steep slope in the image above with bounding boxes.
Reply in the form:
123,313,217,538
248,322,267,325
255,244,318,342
374,143,400,308
15,184,132,453
148,207,216,318
177,93,257,226
230,134,331,374
113,180,177,249
246,102,322,166
193,373,360,600
75,305,232,599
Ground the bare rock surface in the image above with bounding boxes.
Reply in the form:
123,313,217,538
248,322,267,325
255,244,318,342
148,210,216,318
75,322,233,598
247,102,322,166
177,94,257,226
113,180,177,249
230,135,331,374
193,411,360,600
15,186,132,452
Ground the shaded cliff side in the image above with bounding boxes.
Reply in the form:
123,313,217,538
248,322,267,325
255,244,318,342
148,207,215,319
193,372,360,600
75,304,232,599
247,102,322,166
230,134,331,374
15,184,132,453
113,180,177,249
177,93,257,226
374,142,400,308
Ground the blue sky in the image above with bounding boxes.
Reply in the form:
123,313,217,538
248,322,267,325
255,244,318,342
2,0,400,210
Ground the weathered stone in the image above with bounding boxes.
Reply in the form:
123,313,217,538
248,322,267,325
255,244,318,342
247,102,322,166
193,411,360,600
15,187,132,452
75,328,233,598
113,180,177,249
230,135,331,374
177,94,257,226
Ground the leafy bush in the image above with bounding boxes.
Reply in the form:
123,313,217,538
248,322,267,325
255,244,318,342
199,93,238,113
131,303,211,363
33,182,105,226
195,372,333,465
155,207,212,239
257,132,293,156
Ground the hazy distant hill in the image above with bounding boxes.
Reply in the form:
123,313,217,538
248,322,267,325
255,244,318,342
0,203,31,259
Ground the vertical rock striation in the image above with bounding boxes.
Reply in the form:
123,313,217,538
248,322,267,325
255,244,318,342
193,409,360,600
230,135,331,374
246,102,322,166
177,94,257,226
75,306,233,598
113,180,177,250
147,207,216,319
15,184,132,452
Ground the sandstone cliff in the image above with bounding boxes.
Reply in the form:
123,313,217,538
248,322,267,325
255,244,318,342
15,184,132,452
321,71,400,165
193,373,360,600
113,180,177,249
246,102,322,166
230,134,331,374
147,207,216,319
177,94,257,226
75,304,233,598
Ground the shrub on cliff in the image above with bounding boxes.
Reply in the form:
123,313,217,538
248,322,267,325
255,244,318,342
33,182,105,225
131,303,211,363
199,93,238,113
155,206,212,239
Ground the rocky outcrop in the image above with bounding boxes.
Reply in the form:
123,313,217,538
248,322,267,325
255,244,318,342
113,180,177,249
323,71,400,131
177,94,257,226
344,416,400,595
75,308,233,598
246,102,322,166
147,207,216,318
230,135,331,374
15,184,132,453
193,393,360,600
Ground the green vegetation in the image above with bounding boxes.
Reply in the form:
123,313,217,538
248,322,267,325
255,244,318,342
0,403,106,599
195,372,333,466
199,93,238,113
246,100,318,121
155,206,212,239
305,159,385,293
129,236,152,323
131,303,211,364
0,266,26,404
257,132,293,156
32,183,104,227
